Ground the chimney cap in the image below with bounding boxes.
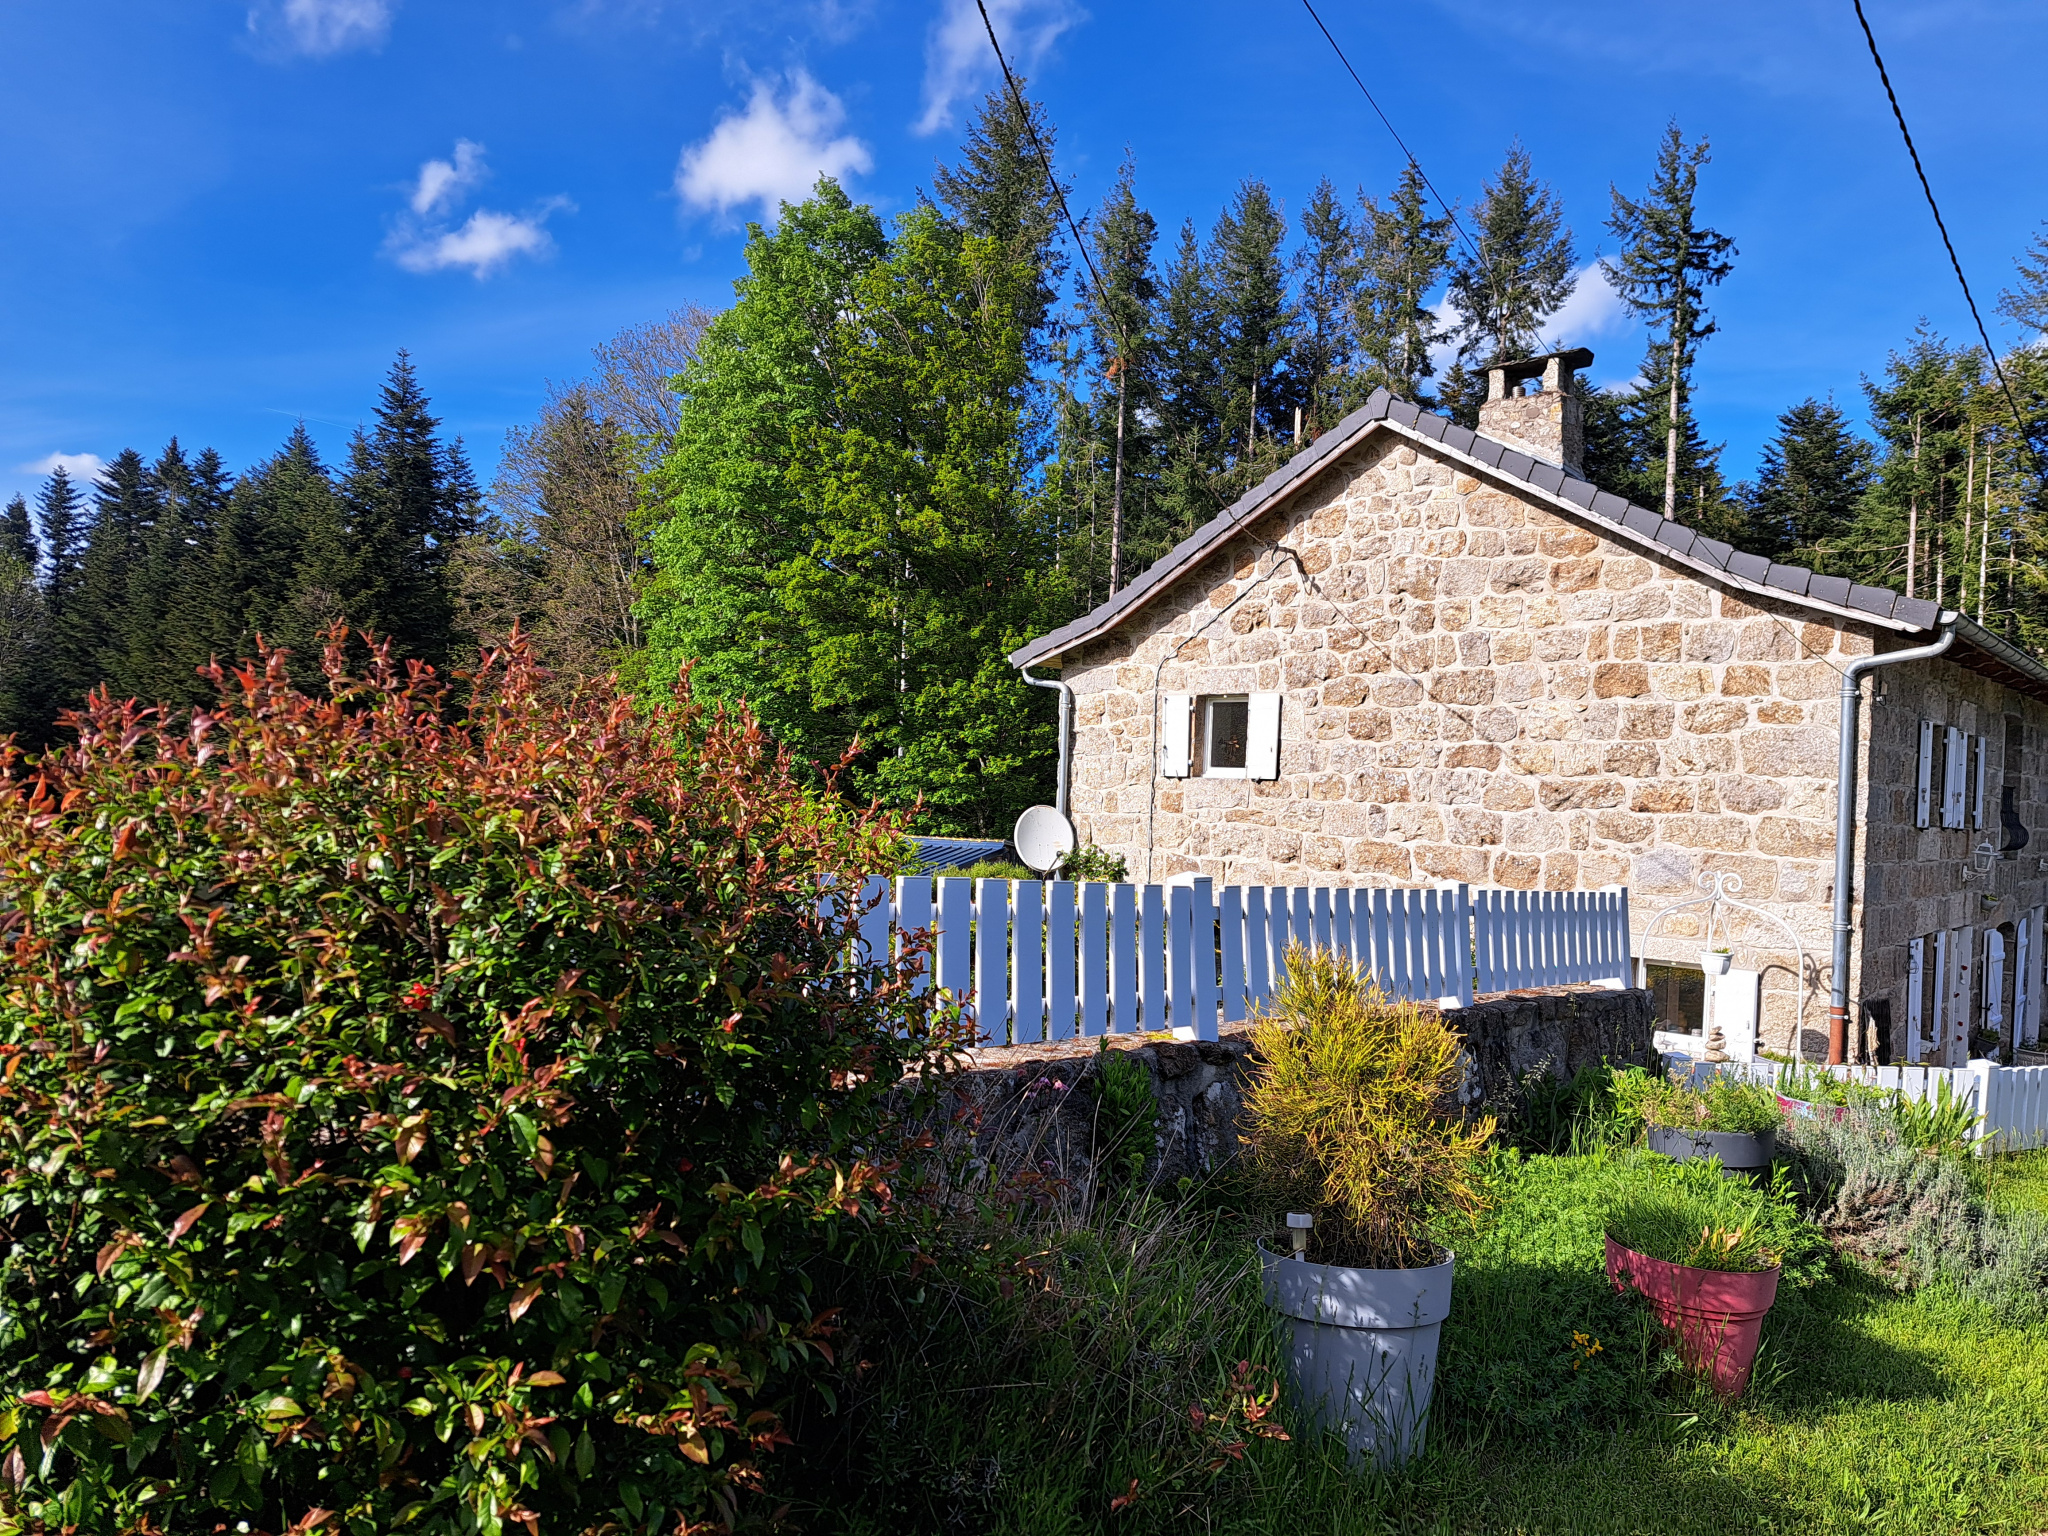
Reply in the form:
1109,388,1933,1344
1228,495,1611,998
1486,347,1594,401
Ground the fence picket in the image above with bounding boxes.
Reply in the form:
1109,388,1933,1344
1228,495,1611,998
1167,884,1194,1036
1193,878,1220,1042
1140,884,1166,1032
936,877,972,1015
1110,883,1137,1033
1047,881,1076,1042
1245,888,1272,1012
973,880,1009,1044
1081,882,1108,1036
1012,879,1044,1046
895,876,932,994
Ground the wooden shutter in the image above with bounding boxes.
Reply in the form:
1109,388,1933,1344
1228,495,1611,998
1947,925,1973,1064
1916,720,1934,828
1943,726,1967,828
1713,968,1760,1061
1985,928,2008,1041
1246,692,1282,780
1906,935,1925,1064
1161,694,1193,778
1930,928,1949,1065
1973,735,1989,829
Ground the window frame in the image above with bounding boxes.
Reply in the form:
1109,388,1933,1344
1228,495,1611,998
1198,693,1252,779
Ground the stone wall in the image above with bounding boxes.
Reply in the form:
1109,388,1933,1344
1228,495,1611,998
901,986,1657,1193
1053,429,2048,1057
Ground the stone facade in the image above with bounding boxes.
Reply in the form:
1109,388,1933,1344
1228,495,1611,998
1044,429,2048,1061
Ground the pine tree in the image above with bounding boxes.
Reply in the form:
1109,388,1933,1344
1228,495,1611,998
1291,179,1360,435
338,353,480,669
1601,125,1737,519
221,425,350,675
35,467,87,641
1739,398,1876,565
2,495,34,569
68,448,155,701
1085,155,1160,595
1151,218,1225,545
1355,163,1454,404
1446,142,1575,364
123,441,207,706
1998,222,2048,337
1207,180,1297,478
931,81,1067,353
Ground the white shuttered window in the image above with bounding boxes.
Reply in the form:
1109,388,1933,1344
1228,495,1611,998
1246,692,1282,780
1161,693,1193,778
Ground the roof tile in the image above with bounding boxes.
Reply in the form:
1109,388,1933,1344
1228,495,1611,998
1693,537,1733,570
1442,422,1476,454
1893,596,1942,629
1528,461,1565,493
1765,563,1811,595
1498,449,1535,481
1390,399,1420,426
1562,478,1597,509
1807,574,1853,607
1470,438,1504,468
1653,520,1697,554
1621,507,1663,538
1416,412,1447,441
1591,490,1630,520
1846,583,1897,617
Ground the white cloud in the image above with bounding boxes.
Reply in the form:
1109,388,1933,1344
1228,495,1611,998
394,207,564,276
20,452,105,482
385,141,570,278
249,0,396,58
914,0,1079,137
675,71,872,219
411,139,486,217
1537,263,1635,352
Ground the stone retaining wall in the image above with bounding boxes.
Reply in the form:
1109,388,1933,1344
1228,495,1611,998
898,986,1656,1195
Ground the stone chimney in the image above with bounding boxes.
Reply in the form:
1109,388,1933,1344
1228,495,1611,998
1477,347,1593,478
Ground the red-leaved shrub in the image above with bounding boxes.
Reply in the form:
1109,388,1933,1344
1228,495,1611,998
0,632,950,1535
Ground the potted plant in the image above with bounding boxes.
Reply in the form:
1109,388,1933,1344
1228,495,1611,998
1604,1170,1789,1397
1241,945,1494,1467
1699,946,1733,977
1619,1068,1779,1178
1771,1065,1873,1123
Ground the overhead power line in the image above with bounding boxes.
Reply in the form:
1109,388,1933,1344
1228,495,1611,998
1296,0,1481,272
1851,0,2043,479
972,0,1112,328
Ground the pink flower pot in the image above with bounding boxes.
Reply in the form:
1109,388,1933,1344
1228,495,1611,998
1774,1093,1848,1123
1604,1235,1780,1398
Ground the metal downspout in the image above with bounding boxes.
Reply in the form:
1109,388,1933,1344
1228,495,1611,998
1020,667,1073,818
1831,625,1956,1063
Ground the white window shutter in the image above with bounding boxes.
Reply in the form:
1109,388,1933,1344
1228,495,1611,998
1246,692,1282,780
1161,693,1193,778
1947,924,1973,1064
1930,928,1950,1064
1916,719,1934,828
1973,735,1989,829
1943,726,1967,828
1906,935,1925,1064
1985,928,2007,1037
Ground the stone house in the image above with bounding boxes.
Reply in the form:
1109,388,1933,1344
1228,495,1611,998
1008,350,2048,1064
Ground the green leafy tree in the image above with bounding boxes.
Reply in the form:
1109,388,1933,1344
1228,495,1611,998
1601,124,1737,520
1355,163,1454,404
1445,142,1576,365
645,181,1065,833
1738,398,1876,565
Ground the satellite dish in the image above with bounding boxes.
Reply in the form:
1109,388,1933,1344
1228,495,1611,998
1013,804,1076,874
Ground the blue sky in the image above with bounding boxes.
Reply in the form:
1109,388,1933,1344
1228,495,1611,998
3,0,2044,510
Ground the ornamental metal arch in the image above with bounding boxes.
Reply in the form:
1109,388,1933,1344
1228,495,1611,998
1643,871,1813,1065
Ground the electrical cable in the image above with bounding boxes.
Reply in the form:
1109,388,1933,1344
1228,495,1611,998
1851,0,2044,479
1296,0,1482,273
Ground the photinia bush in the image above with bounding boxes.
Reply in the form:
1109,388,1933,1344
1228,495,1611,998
0,631,951,1535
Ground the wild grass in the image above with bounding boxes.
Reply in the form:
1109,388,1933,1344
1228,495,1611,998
790,1146,2048,1535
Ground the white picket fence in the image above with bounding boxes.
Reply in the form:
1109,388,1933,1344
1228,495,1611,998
1669,1052,2048,1153
832,877,1631,1046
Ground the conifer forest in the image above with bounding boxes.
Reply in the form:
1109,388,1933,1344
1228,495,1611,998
7,94,2048,837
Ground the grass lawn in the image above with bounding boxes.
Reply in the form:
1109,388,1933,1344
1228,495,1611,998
806,1148,2048,1535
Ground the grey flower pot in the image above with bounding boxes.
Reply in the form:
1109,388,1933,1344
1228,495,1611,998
1647,1124,1776,1178
1259,1242,1453,1468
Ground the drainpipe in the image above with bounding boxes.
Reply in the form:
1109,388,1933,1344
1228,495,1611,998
1020,667,1072,818
1831,624,1956,1064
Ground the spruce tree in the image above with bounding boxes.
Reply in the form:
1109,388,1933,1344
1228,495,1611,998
1085,156,1160,595
226,425,350,676
35,467,87,643
68,448,155,702
1445,142,1575,364
1291,179,1360,435
1998,222,2048,338
1207,180,1297,476
1739,399,1875,565
338,353,479,669
1601,125,1737,519
1355,163,1454,404
2,494,34,569
1151,219,1225,544
931,81,1067,353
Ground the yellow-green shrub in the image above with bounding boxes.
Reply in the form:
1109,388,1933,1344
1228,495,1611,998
1241,945,1495,1268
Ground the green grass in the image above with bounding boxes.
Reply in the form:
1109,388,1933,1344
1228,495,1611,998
1984,1149,2048,1218
794,1150,2048,1535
